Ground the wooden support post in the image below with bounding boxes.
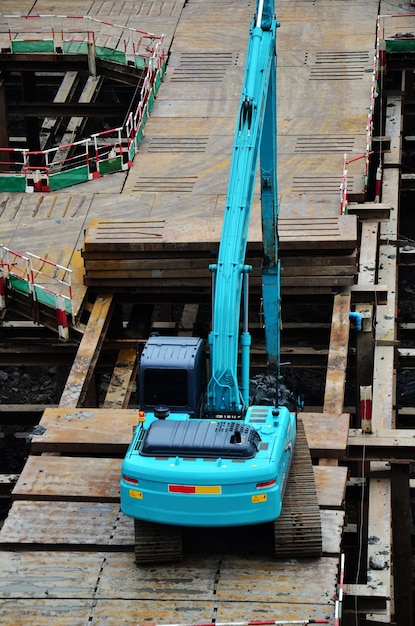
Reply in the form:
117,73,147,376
391,463,413,626
87,41,97,77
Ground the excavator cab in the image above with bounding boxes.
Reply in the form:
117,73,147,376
138,335,206,417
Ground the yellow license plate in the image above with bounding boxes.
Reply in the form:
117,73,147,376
129,489,143,499
252,493,267,503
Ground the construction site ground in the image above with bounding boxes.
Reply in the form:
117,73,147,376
0,0,412,624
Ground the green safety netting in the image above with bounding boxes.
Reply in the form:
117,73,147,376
96,46,126,64
8,274,31,295
386,38,415,53
2,41,164,192
34,285,72,314
128,142,135,161
63,41,127,65
49,165,89,191
135,56,146,70
63,41,88,54
0,175,26,192
135,126,144,148
147,90,155,113
7,275,72,314
12,39,55,53
98,156,122,176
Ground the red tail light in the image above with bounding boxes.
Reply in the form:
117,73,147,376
123,474,139,485
256,479,276,489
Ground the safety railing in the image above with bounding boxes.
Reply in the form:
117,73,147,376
4,13,164,67
340,13,385,213
0,245,73,339
0,14,165,192
379,12,415,54
340,152,373,215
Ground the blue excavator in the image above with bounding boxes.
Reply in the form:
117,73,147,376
121,0,322,564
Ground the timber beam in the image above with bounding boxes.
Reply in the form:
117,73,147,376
58,294,114,408
347,428,415,461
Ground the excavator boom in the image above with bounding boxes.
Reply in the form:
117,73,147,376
206,0,280,416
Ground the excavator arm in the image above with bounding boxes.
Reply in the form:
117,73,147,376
206,0,280,416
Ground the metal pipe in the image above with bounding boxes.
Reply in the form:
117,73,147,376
349,311,362,331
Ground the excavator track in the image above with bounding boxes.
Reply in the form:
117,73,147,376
134,519,183,565
274,418,322,559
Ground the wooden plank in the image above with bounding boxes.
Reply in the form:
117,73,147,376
215,556,338,605
314,466,348,509
0,599,93,626
0,551,107,599
30,408,139,454
358,221,379,284
0,525,340,622
347,202,392,220
323,293,351,416
93,599,217,625
11,450,344,510
302,412,350,457
33,408,349,461
59,294,114,408
0,501,125,548
320,509,345,555
84,276,355,289
11,456,121,502
348,429,415,461
391,464,414,625
103,348,137,409
92,599,325,625
348,283,388,305
83,257,356,274
84,265,356,278
83,216,357,252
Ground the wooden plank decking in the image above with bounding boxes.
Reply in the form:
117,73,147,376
0,0,377,315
